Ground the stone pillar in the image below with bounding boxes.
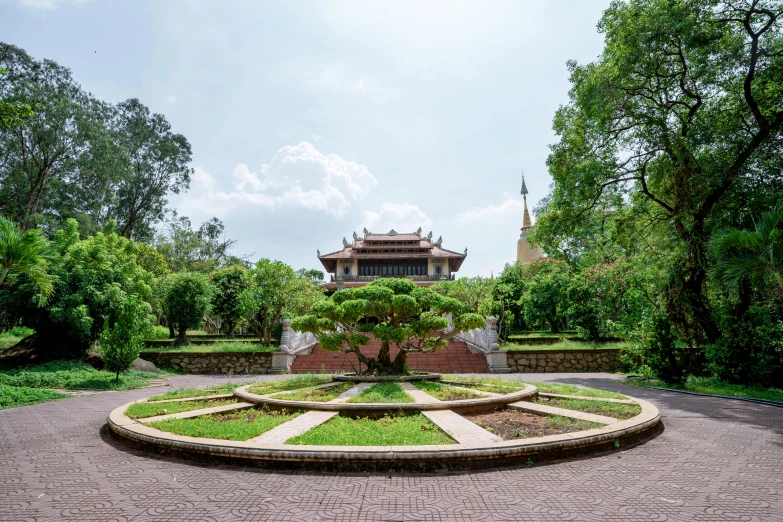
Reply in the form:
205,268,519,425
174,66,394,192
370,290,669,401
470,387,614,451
485,316,510,373
279,319,291,352
486,316,499,350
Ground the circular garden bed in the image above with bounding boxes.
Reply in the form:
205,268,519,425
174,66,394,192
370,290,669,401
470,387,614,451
108,375,661,471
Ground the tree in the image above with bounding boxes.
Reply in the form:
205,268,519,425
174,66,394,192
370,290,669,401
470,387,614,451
155,215,236,272
522,258,572,333
0,67,33,129
0,216,56,305
241,259,324,345
163,272,212,346
100,297,150,382
291,278,485,375
543,0,783,344
296,268,325,286
111,99,192,241
210,265,248,337
433,277,496,314
710,200,783,298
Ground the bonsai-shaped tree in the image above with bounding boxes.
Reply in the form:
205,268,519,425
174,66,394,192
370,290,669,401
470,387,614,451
100,298,150,382
164,271,213,346
290,278,485,375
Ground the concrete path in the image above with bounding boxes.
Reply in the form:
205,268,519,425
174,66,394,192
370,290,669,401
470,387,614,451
2,372,783,521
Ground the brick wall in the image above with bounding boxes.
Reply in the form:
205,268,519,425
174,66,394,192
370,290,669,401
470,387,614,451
505,349,623,373
140,352,273,374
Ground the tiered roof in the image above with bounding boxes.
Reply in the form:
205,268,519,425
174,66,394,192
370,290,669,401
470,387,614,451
317,228,467,272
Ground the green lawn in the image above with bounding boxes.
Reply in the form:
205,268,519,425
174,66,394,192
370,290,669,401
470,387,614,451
626,375,783,403
271,382,354,402
0,383,68,409
141,341,276,353
538,396,641,420
501,341,630,351
125,398,237,419
442,375,529,394
247,375,333,395
346,382,414,403
286,413,456,446
147,407,300,440
0,361,162,391
534,382,628,399
147,383,244,401
411,380,481,400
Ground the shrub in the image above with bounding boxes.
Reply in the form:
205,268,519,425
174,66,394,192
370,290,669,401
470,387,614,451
100,298,150,382
634,312,689,384
147,325,170,340
5,326,34,338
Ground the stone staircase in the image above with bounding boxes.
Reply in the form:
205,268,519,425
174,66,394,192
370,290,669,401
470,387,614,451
290,338,489,374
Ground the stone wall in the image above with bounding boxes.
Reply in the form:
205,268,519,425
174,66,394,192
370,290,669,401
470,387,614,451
140,352,273,374
505,349,623,373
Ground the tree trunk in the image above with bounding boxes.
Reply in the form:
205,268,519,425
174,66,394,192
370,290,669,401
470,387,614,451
168,323,176,339
376,341,391,369
224,321,235,338
390,349,408,374
173,327,189,347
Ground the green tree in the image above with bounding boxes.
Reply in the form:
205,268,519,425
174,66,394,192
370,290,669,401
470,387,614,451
522,259,572,333
543,0,783,344
710,200,783,297
100,297,150,382
210,265,248,337
155,215,236,272
433,276,496,314
291,278,486,375
163,272,212,346
111,99,193,241
241,259,324,345
0,216,56,305
0,66,33,129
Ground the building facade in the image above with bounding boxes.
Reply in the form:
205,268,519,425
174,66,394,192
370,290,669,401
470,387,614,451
317,228,467,291
517,173,545,264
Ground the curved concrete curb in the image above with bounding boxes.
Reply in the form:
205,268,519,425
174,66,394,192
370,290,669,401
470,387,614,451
332,373,441,382
107,393,661,472
233,383,538,414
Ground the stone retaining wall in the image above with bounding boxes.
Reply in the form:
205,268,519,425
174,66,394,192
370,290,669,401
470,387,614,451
505,349,624,373
140,352,273,374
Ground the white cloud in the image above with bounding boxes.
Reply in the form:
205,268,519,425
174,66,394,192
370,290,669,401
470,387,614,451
361,203,432,234
19,0,92,10
456,198,524,223
180,142,377,220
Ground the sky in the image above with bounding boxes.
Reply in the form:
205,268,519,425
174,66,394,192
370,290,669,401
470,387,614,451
2,0,610,277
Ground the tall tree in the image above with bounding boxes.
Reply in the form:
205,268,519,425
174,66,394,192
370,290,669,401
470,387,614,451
112,99,192,240
155,215,236,272
543,0,783,344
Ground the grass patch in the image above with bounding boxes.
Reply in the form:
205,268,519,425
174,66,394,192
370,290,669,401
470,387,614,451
501,341,630,351
141,341,276,353
442,375,528,394
534,382,628,399
147,383,243,401
271,382,355,402
0,361,161,391
538,396,641,420
247,375,333,395
147,406,299,440
346,382,414,403
286,413,455,446
0,383,67,409
125,398,237,419
411,380,481,400
625,375,783,403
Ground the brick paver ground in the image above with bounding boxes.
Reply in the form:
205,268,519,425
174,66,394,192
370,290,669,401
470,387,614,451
1,372,782,521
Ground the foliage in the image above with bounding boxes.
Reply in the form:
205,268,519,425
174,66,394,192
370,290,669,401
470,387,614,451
155,215,236,273
99,297,149,382
286,413,455,446
210,265,248,337
631,312,690,384
433,276,496,314
147,325,171,340
242,259,324,346
345,382,414,403
148,407,299,441
501,340,630,351
521,258,572,333
0,216,57,306
705,306,783,388
141,341,275,353
626,374,783,403
296,268,325,286
163,271,213,346
0,360,159,390
0,383,66,409
291,277,485,375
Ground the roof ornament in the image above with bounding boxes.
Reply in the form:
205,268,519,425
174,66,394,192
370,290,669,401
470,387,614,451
388,229,397,235
363,227,369,235
435,236,442,247
353,231,360,242
426,231,433,242
521,170,533,230
464,247,468,255
317,249,321,256
342,237,349,248
520,170,529,196
415,227,422,236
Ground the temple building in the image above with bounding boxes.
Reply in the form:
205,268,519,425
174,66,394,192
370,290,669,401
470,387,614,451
517,172,545,264
317,228,467,291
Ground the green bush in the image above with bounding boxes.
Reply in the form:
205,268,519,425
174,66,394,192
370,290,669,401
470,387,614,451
147,325,171,339
634,312,689,384
100,298,149,382
706,306,783,388
5,326,34,337
164,272,213,346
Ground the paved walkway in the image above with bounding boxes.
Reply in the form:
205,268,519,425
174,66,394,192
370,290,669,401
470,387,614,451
1,372,782,521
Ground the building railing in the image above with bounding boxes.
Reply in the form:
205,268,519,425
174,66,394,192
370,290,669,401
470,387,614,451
330,274,455,283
